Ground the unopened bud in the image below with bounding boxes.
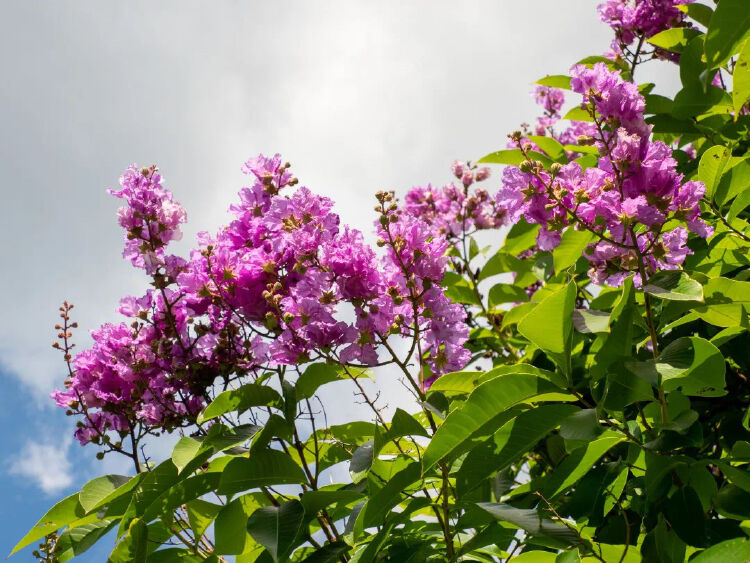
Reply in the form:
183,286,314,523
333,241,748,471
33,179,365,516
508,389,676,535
550,162,563,175
577,135,595,146
519,160,533,173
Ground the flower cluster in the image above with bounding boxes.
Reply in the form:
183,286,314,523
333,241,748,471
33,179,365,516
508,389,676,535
402,161,506,238
54,155,470,443
108,165,187,275
598,0,693,57
497,63,712,285
509,86,598,155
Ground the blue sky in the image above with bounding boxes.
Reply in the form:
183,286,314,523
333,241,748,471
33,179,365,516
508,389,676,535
0,1,682,560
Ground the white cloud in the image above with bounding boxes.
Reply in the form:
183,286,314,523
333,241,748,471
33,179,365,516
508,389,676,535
9,436,74,495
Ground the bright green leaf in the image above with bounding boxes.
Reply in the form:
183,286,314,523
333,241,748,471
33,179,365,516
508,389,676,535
198,384,282,424
705,0,750,68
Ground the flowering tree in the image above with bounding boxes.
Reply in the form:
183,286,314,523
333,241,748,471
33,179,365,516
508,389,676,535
13,0,750,561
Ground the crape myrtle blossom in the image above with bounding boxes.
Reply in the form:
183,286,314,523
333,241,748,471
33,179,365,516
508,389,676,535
497,63,712,286
402,160,506,238
53,155,470,444
598,0,693,56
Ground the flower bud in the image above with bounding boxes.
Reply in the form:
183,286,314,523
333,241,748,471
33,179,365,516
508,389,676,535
550,162,563,175
519,160,533,173
475,167,491,182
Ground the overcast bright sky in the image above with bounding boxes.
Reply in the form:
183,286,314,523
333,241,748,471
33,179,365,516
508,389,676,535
0,1,681,558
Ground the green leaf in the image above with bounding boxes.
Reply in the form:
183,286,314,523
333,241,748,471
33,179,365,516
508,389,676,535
518,283,576,374
478,251,523,281
645,93,674,115
198,383,282,424
78,475,131,513
535,75,571,90
456,404,579,496
217,450,307,495
361,462,422,527
246,500,306,562
601,364,655,410
692,537,750,562
643,270,703,301
215,493,267,555
543,432,624,498
301,542,351,563
349,439,374,481
503,218,540,255
478,149,553,168
384,408,429,442
186,499,222,540
733,39,750,116
563,107,594,122
527,135,568,163
553,229,595,273
299,489,364,519
571,309,610,334
647,27,701,53
705,0,750,68
422,373,565,473
295,363,368,400
110,517,147,563
660,337,726,397
603,467,629,517
672,85,732,119
10,493,88,556
666,486,707,546
54,520,117,562
171,437,205,474
562,143,599,155
698,146,731,200
476,503,581,548
488,283,529,308
728,184,750,222
677,3,713,28
694,276,750,327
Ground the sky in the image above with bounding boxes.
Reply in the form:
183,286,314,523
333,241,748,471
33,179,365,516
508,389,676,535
0,1,681,559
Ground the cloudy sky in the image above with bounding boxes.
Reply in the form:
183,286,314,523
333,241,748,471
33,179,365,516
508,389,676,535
0,1,681,558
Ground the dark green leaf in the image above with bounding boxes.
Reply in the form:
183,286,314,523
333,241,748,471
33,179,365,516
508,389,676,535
423,373,566,473
665,486,707,547
246,500,306,562
476,503,581,548
457,404,579,496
